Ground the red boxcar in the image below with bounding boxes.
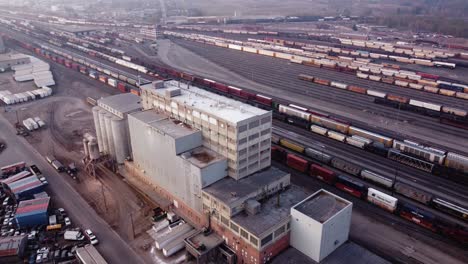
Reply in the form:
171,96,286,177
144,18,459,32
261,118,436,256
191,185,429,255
214,82,229,93
117,82,127,93
239,90,256,100
57,58,65,65
309,164,336,184
254,94,272,106
417,72,439,80
71,63,79,71
228,86,242,96
202,78,216,88
286,154,309,173
64,60,72,68
98,75,108,83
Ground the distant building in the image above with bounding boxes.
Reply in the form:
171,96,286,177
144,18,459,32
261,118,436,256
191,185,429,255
140,80,272,180
0,53,30,71
290,190,353,262
139,27,157,41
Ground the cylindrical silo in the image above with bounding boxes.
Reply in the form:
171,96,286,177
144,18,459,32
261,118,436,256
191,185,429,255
88,139,100,160
82,137,89,157
98,109,109,154
111,116,128,164
92,107,104,153
104,113,116,160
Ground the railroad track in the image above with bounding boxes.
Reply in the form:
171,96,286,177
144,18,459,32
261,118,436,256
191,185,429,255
172,39,468,148
273,121,468,206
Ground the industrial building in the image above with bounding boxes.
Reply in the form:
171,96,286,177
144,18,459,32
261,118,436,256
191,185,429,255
0,52,30,71
128,110,227,213
290,190,352,262
93,80,354,263
92,93,142,164
140,80,272,180
3,175,46,201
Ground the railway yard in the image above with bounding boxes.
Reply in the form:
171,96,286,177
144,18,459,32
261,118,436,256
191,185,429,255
0,8,467,264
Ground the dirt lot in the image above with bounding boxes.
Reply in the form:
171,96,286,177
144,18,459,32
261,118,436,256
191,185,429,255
0,58,160,263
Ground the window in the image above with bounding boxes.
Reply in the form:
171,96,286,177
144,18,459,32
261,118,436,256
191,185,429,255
221,216,229,226
240,229,249,239
261,234,273,247
250,236,258,246
249,133,259,141
249,120,259,129
261,129,270,136
261,116,271,124
274,225,285,238
287,222,290,230
239,148,247,156
239,124,247,132
239,138,247,145
230,222,239,233
202,193,210,200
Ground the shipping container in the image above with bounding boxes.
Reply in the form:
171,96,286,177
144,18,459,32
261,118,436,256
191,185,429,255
399,203,437,231
314,78,330,86
286,154,309,172
310,115,349,134
331,158,362,176
394,183,433,205
386,94,409,104
348,85,367,94
367,188,398,212
335,175,367,198
254,94,272,106
310,125,328,135
330,81,348,89
279,139,305,153
304,147,332,164
309,164,336,184
348,126,393,147
327,131,346,142
298,74,314,82
360,170,394,189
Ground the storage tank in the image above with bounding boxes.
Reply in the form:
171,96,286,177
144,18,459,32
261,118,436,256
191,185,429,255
92,107,104,153
82,137,89,157
98,110,109,154
111,116,128,164
88,139,100,160
104,113,116,159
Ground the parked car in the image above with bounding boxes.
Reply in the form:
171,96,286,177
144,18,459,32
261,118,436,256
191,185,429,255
64,217,71,227
84,229,99,245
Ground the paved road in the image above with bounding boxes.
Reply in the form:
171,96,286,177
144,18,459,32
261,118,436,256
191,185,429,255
0,114,144,264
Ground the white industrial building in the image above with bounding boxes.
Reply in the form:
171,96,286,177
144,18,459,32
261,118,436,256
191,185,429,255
128,110,227,212
290,189,352,262
140,80,272,180
92,93,142,164
0,52,30,71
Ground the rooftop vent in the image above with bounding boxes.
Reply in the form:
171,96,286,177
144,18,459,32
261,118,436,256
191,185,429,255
245,199,261,215
152,80,165,89
165,87,181,98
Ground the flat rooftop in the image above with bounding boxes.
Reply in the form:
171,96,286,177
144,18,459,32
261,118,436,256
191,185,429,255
232,185,309,237
185,231,224,256
203,166,289,207
0,52,29,61
97,93,142,117
180,146,226,169
293,190,351,223
141,80,268,124
130,110,197,139
271,242,390,264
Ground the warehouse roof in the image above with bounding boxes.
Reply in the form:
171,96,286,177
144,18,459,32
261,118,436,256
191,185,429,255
203,167,289,207
0,52,29,62
130,110,197,139
0,235,27,258
292,190,351,223
232,186,309,237
16,197,50,217
141,80,269,124
180,147,226,169
97,93,142,119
